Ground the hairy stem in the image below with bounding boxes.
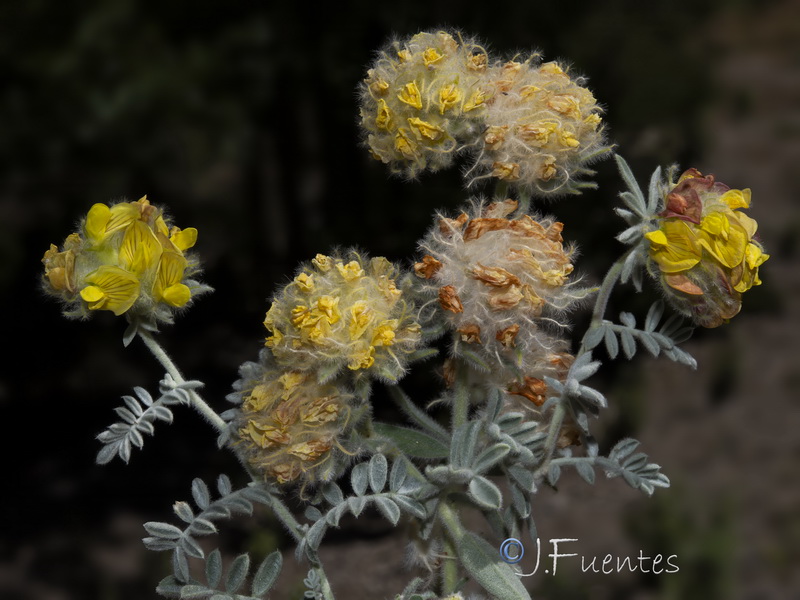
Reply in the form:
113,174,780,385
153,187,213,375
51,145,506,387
437,500,464,595
452,359,470,430
441,535,459,595
138,331,226,433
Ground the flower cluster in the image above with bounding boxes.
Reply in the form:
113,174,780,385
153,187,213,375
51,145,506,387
470,59,608,194
230,354,352,485
359,30,610,195
359,30,491,177
644,169,769,327
264,251,422,382
41,196,207,325
416,199,589,383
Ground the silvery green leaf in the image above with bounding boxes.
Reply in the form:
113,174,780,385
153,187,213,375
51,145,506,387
578,384,607,408
304,506,322,522
616,224,641,244
484,387,502,423
615,155,646,211
570,355,601,382
305,520,327,550
96,443,120,465
639,332,661,357
123,395,144,417
134,386,153,406
460,348,491,371
456,531,532,600
189,519,217,536
145,522,184,540
173,547,190,582
224,553,249,593
510,484,530,519
620,329,637,359
495,412,524,428
206,549,222,589
386,386,448,441
623,452,649,471
613,207,637,224
369,454,388,493
179,585,214,599
647,165,663,213
191,479,211,510
374,497,401,525
119,438,132,463
348,495,367,517
157,575,183,596
507,465,534,492
620,312,636,328
351,463,369,496
473,443,511,475
583,324,606,350
144,537,178,552
252,550,282,596
451,421,482,469
575,460,596,485
645,301,664,332
224,497,254,516
135,419,156,435
180,534,205,559
632,264,644,291
468,476,502,510
174,502,195,524
389,459,407,493
149,405,172,423
604,327,619,359
241,483,273,505
322,482,344,506
619,190,646,217
392,495,426,519
372,423,449,459
547,464,561,486
115,407,137,425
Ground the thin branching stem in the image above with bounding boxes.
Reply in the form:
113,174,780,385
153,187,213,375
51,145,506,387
138,331,226,433
538,247,634,465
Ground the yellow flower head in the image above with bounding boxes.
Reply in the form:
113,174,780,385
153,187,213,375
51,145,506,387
469,58,610,195
42,197,209,325
359,30,492,178
229,359,353,487
263,250,422,384
645,169,768,327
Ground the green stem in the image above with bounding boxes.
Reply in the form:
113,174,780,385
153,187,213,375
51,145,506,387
452,360,469,430
441,535,459,595
138,331,226,433
437,501,464,594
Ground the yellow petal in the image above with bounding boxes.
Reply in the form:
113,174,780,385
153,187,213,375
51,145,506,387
120,221,162,274
154,251,188,304
170,227,198,252
397,81,423,109
161,284,191,307
646,220,702,273
85,204,111,243
720,188,751,210
80,266,140,315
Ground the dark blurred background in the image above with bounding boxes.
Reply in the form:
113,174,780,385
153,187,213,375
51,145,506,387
3,0,799,598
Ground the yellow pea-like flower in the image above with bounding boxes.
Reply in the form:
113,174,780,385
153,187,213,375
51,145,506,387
80,265,141,316
153,251,191,307
397,81,423,109
119,220,162,275
644,220,702,273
